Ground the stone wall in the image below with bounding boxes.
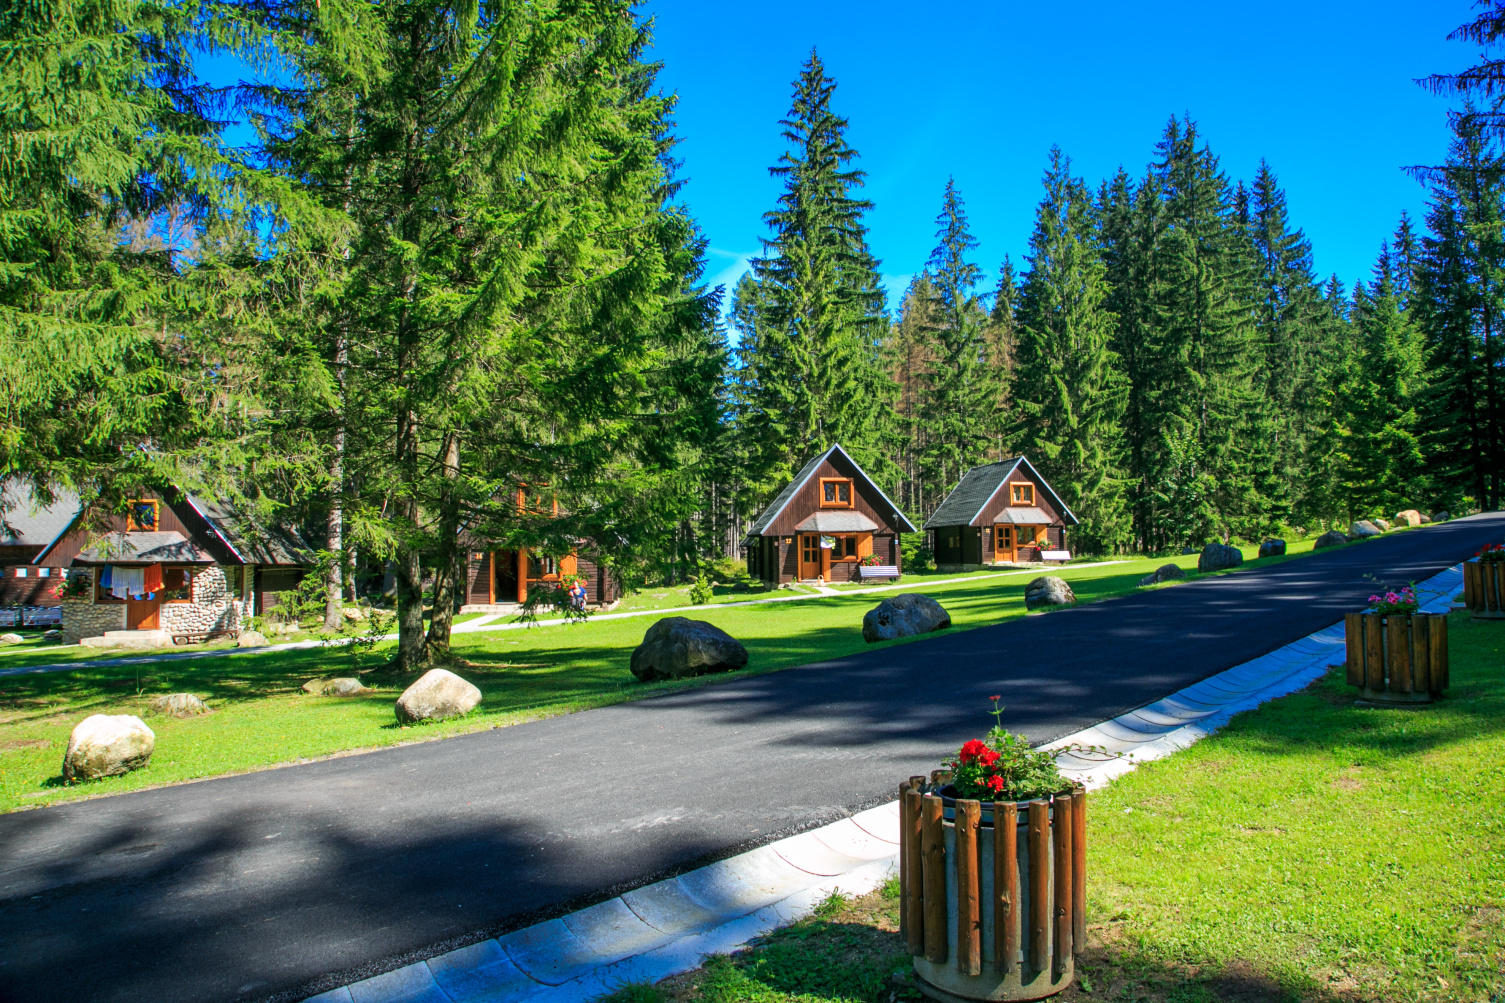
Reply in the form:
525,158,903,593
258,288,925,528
60,595,124,644
159,566,247,637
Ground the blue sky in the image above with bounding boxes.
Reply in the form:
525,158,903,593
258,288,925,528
639,0,1475,316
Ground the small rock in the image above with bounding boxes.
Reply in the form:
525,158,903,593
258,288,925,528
303,677,372,697
0,633,22,645
1430,510,1450,522
237,630,268,648
1373,518,1391,532
395,668,482,723
1394,509,1423,528
62,715,154,782
43,629,62,643
631,617,750,679
342,608,365,622
1258,539,1287,558
1198,543,1244,573
1314,529,1349,549
1024,576,1076,610
1350,520,1382,538
1180,546,1196,556
145,693,209,718
862,594,952,642
1138,564,1186,587
1418,513,1431,524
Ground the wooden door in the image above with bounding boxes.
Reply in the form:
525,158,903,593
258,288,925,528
996,525,1013,563
126,593,160,630
799,534,821,580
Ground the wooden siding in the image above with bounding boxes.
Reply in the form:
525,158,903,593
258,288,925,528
466,551,492,605
575,553,620,605
972,470,1064,529
0,569,62,606
255,565,307,616
758,455,907,539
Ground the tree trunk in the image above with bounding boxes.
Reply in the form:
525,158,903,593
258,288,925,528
393,541,426,671
425,434,461,661
322,415,346,630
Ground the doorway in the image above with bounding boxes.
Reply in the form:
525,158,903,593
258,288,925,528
126,593,160,630
994,525,1013,563
799,534,822,580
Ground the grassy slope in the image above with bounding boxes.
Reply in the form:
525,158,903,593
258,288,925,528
613,613,1504,1003
0,539,1330,814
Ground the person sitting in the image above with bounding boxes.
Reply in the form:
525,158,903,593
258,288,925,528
567,579,588,610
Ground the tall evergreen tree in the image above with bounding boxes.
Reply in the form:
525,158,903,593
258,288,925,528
1011,148,1127,553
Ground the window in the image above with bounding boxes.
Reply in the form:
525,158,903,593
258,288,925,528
1017,526,1038,546
1010,482,1035,505
802,534,819,566
38,567,50,577
527,554,558,579
127,499,160,531
13,568,25,578
829,536,859,560
995,525,1012,551
819,478,853,508
162,568,192,602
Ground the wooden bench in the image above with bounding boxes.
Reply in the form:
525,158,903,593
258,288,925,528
172,629,239,646
858,565,901,580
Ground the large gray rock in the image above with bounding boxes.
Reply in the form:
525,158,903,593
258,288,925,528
63,714,154,782
631,617,750,679
1024,576,1076,610
862,594,951,642
1350,520,1382,538
145,693,209,718
0,633,22,645
304,677,373,697
1394,509,1423,528
1374,518,1391,532
1198,543,1244,573
1431,510,1450,523
395,668,481,723
1314,529,1348,549
1258,539,1287,558
237,630,269,648
1138,564,1186,587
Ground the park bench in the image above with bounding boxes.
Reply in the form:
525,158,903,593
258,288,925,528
171,628,239,646
857,565,901,581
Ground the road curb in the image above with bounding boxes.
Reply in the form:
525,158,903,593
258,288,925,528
303,562,1466,1003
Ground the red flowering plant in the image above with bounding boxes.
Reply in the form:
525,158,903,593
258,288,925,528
50,572,91,600
943,696,1071,803
1476,544,1505,564
1367,584,1418,616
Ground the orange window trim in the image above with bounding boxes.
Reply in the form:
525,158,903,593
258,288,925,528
818,477,854,509
1009,481,1035,505
126,499,160,531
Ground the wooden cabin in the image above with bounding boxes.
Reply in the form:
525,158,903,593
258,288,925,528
0,482,79,614
460,486,621,611
743,444,917,584
923,457,1078,568
31,489,311,642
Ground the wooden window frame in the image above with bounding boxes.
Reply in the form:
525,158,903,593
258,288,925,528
830,535,861,562
126,499,160,531
161,566,195,604
818,477,854,509
1009,482,1035,506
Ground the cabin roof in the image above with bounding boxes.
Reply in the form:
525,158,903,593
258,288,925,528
186,496,312,565
0,481,81,551
922,456,1079,529
744,444,917,541
73,531,217,565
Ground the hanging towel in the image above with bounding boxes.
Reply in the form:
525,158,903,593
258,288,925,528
98,565,112,588
141,563,163,594
110,566,145,601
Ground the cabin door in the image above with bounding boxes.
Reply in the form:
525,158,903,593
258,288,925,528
799,534,822,580
995,525,1013,564
126,593,160,630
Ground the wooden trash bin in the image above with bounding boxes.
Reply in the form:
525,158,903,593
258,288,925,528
1463,561,1505,620
899,774,1085,1002
1343,611,1449,706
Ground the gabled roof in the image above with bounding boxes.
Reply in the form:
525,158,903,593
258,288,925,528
0,481,80,552
922,456,1079,529
186,496,313,565
744,444,917,541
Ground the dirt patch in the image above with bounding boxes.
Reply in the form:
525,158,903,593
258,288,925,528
0,739,50,750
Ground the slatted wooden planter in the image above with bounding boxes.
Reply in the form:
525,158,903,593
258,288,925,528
1463,561,1505,620
1343,611,1449,706
899,774,1085,1002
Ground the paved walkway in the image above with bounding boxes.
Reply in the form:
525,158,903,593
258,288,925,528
0,515,1500,1003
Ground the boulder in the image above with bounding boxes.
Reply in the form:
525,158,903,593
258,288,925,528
1258,539,1287,559
1350,520,1382,538
341,607,365,622
145,693,209,718
0,633,22,645
1180,546,1197,556
1198,543,1244,573
1419,513,1431,524
1138,564,1186,587
1374,518,1391,532
1394,509,1423,528
1314,529,1348,549
631,617,750,679
1024,576,1076,610
303,677,372,697
62,714,154,782
861,594,952,642
42,629,62,643
395,668,482,723
1431,510,1450,523
236,630,269,648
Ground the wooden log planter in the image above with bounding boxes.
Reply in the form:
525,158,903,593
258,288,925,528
1343,611,1449,706
899,774,1085,1002
1463,560,1505,620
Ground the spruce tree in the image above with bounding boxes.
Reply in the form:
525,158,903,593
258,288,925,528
1011,148,1127,553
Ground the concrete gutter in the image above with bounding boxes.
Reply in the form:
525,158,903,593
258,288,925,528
301,562,1467,1003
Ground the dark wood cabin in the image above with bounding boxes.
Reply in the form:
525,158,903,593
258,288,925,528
460,487,621,610
923,457,1079,567
0,482,79,607
742,444,917,584
35,489,311,636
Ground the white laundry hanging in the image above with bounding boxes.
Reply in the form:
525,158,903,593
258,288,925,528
109,566,146,600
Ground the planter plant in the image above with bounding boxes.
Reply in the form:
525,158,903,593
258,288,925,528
899,699,1085,1002
1344,586,1449,707
1462,544,1505,620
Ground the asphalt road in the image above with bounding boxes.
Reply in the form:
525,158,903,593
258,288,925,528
1,514,1501,1003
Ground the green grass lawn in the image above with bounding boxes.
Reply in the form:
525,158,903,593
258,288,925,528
0,533,1378,815
609,612,1505,1003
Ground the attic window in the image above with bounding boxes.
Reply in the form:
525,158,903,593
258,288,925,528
127,499,159,531
820,478,853,508
1010,482,1035,506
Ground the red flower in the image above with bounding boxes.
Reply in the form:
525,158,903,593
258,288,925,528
989,694,1001,702
958,739,990,764
985,775,1007,794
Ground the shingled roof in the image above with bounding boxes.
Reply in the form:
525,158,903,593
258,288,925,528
0,481,80,550
744,444,917,542
922,457,1079,530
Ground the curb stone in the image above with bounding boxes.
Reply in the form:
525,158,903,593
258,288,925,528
303,562,1465,1003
